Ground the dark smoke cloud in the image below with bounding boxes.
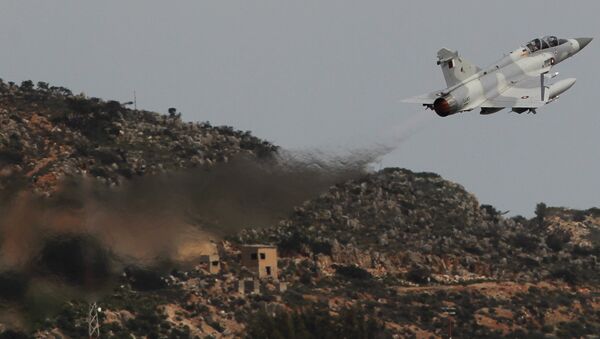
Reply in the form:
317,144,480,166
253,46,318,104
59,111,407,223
0,109,437,330
0,150,373,327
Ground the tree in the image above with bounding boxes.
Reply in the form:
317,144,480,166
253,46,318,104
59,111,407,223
535,202,547,228
20,80,34,91
37,81,49,90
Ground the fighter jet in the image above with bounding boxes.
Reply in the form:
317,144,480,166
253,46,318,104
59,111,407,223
403,36,592,116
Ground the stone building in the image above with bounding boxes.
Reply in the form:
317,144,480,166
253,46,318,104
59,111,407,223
199,254,220,274
240,244,278,279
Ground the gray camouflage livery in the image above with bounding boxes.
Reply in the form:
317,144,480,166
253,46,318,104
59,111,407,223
404,36,592,116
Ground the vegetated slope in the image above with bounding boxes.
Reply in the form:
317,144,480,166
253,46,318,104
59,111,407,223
233,168,599,337
8,158,599,337
63,168,595,338
0,80,276,195
240,168,600,285
1,80,598,337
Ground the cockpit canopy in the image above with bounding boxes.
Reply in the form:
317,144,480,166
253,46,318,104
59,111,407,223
525,36,568,52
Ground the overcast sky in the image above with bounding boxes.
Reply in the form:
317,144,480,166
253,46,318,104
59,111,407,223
1,1,598,216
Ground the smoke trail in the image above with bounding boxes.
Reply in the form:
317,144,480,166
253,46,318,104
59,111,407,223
0,150,372,305
388,111,437,144
319,111,438,169
371,111,437,158
0,111,437,328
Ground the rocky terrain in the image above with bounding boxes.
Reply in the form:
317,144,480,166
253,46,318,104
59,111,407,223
0,80,276,196
240,168,600,286
0,80,598,338
17,171,598,338
236,169,600,337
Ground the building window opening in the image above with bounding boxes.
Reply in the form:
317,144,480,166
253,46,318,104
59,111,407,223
260,253,266,260
266,266,272,276
251,253,258,260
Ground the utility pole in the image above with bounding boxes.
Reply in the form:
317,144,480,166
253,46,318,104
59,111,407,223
88,302,100,338
133,90,137,111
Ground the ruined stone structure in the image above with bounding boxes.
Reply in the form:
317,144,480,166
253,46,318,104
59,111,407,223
199,254,221,274
240,244,278,279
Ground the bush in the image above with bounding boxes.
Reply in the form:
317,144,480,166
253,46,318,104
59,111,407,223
406,265,430,284
587,207,600,217
513,233,539,251
481,204,501,222
572,210,587,222
125,306,164,336
309,240,332,255
550,265,588,285
0,133,24,164
535,203,547,228
557,321,588,337
278,232,309,256
545,231,570,252
334,265,372,280
20,80,34,91
245,306,389,339
511,215,528,224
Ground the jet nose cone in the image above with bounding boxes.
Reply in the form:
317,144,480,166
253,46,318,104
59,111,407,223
575,37,593,50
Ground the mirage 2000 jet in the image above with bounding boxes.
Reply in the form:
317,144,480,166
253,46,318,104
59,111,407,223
403,36,592,116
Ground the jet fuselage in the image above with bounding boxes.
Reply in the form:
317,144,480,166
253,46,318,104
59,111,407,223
431,37,591,116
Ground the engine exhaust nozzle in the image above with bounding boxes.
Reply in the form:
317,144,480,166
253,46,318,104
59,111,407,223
433,95,459,117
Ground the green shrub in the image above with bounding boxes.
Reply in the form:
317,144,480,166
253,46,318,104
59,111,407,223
245,306,389,339
545,231,570,252
406,265,430,284
513,233,539,251
334,265,372,280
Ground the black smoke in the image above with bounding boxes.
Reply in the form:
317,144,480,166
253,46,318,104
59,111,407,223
0,150,375,328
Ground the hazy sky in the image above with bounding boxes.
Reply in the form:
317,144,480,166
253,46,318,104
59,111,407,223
1,1,598,216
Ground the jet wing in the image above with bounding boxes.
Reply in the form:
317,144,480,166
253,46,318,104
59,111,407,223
402,90,444,104
480,75,547,109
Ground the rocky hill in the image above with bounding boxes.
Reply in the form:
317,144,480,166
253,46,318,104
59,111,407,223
0,80,598,338
0,80,276,196
17,170,597,338
239,168,600,285
234,169,600,337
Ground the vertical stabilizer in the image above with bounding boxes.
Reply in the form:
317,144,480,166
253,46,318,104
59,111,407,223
437,48,480,87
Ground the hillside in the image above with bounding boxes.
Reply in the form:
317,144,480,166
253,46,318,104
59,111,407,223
0,80,276,196
233,169,600,337
239,168,600,285
18,170,598,338
0,81,598,337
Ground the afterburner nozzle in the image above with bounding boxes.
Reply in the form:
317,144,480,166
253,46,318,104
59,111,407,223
433,95,459,117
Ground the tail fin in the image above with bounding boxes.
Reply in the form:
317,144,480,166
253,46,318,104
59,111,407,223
437,48,481,87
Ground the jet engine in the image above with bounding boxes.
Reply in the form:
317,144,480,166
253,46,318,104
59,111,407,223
433,95,459,117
